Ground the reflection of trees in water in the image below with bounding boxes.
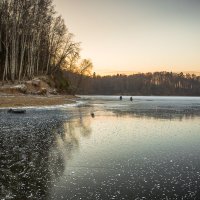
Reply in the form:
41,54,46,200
0,111,92,200
49,115,92,183
113,109,200,121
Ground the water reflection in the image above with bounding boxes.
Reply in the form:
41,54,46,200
48,113,200,200
0,110,92,200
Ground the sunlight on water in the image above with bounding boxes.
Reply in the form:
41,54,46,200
50,115,200,199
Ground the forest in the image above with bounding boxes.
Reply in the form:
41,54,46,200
0,0,92,83
68,72,200,96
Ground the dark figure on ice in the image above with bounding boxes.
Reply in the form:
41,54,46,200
120,96,122,100
130,97,133,101
91,112,95,118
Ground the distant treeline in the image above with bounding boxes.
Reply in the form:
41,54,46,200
0,0,93,83
66,72,200,96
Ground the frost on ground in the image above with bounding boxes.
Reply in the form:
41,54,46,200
0,109,82,200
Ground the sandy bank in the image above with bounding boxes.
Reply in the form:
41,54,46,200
0,94,77,108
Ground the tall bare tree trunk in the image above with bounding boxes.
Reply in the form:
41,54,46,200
3,47,9,82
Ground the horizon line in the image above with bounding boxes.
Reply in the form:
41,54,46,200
94,70,200,76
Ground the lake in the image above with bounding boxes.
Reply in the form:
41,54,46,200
1,96,200,199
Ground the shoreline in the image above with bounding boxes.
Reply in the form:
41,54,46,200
0,94,78,108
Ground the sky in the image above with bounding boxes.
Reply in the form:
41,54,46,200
54,0,200,75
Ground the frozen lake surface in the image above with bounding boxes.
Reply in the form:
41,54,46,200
1,96,200,199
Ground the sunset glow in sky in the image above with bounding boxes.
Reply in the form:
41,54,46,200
54,0,200,74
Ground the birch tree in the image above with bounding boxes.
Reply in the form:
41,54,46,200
0,0,80,82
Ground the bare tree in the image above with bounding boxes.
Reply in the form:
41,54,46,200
75,59,93,93
0,0,80,82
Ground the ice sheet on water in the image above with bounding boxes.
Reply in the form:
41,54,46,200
78,96,200,118
0,100,86,110
1,95,200,199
